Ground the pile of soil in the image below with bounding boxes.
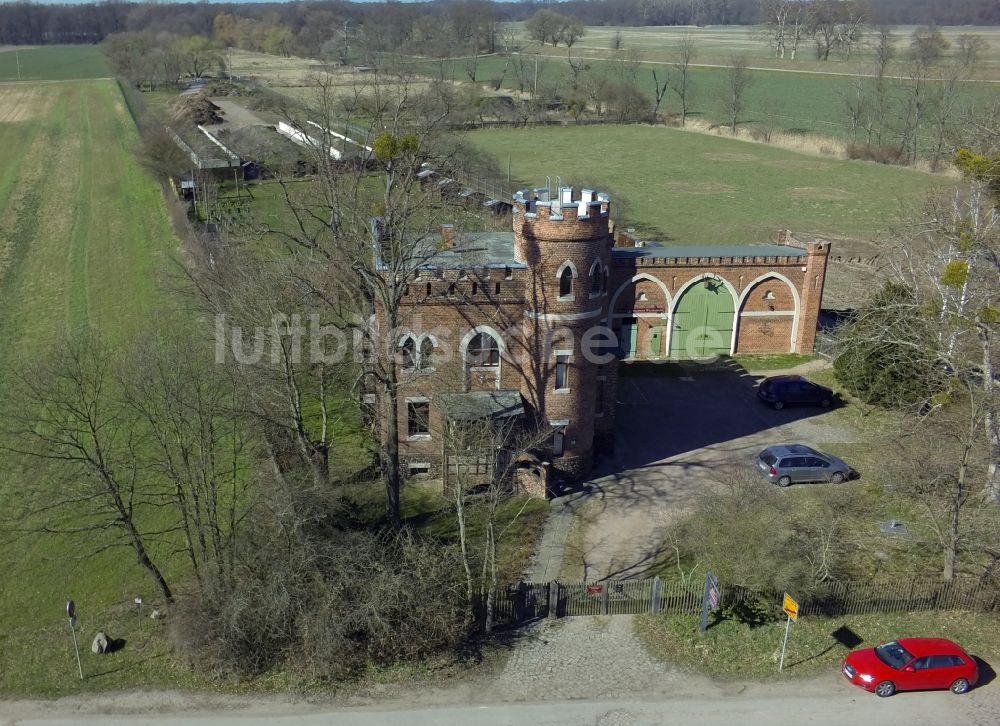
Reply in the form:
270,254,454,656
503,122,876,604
217,125,301,164
203,80,259,97
169,93,225,125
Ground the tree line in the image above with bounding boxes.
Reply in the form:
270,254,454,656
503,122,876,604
4,0,1000,48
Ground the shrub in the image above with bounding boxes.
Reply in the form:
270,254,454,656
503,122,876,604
846,143,909,166
833,282,946,408
170,525,468,682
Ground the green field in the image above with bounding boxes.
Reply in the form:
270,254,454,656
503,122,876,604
507,24,1000,77
0,80,178,354
466,124,957,247
0,79,188,689
405,52,996,147
0,44,109,81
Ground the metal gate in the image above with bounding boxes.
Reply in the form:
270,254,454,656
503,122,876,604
670,279,735,358
558,580,655,616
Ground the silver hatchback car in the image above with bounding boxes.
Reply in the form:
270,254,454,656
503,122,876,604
757,444,851,487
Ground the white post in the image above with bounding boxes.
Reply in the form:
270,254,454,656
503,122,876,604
69,619,83,680
779,614,791,671
15,49,22,81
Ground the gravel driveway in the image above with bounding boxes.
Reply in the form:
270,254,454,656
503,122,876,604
550,361,855,582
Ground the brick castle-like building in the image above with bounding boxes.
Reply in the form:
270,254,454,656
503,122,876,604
377,184,829,490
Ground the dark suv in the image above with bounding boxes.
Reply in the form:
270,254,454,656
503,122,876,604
757,375,833,410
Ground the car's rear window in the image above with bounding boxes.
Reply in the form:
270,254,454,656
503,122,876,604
759,451,777,466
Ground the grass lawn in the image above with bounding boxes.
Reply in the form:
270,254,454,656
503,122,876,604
465,124,958,246
636,610,1000,681
731,353,816,371
0,45,109,81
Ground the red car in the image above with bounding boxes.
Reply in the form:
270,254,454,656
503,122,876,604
842,637,978,697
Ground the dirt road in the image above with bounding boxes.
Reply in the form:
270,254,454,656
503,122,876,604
7,614,998,726
8,685,999,726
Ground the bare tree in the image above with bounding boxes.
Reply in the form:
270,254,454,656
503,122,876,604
724,55,752,134
651,66,670,118
441,408,550,632
758,0,789,58
886,400,990,580
240,72,467,526
671,34,697,127
120,337,252,588
1,334,174,602
840,180,1000,501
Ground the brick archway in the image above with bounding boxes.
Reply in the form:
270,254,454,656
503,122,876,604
669,275,737,358
734,273,800,354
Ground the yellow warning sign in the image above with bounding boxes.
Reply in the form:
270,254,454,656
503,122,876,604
783,593,799,621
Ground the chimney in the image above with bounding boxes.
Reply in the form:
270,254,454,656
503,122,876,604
441,224,455,248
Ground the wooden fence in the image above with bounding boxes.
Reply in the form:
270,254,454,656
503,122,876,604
476,576,1000,630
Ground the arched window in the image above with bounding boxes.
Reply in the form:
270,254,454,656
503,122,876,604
589,261,602,295
467,332,500,367
399,337,416,369
559,266,574,297
419,337,434,369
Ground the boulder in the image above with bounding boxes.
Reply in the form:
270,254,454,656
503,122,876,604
91,632,109,655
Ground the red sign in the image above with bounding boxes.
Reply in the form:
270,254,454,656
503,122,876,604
632,304,664,314
586,584,603,595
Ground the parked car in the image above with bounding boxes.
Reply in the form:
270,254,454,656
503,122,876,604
756,444,851,486
842,637,978,697
757,375,833,410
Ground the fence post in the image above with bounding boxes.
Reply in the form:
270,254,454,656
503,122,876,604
601,584,610,616
548,581,559,619
651,576,662,615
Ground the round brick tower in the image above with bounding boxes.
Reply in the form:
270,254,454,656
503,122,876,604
513,186,613,479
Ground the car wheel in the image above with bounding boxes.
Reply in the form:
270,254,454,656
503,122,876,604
875,681,896,698
820,398,832,408
773,400,785,410
831,472,845,484
777,476,792,487
951,678,971,694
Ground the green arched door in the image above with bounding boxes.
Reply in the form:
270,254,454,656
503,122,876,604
670,279,735,358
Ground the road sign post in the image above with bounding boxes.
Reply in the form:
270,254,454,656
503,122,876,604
779,592,799,671
66,600,83,680
699,572,720,633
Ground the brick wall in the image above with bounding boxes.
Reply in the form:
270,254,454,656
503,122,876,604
608,240,830,358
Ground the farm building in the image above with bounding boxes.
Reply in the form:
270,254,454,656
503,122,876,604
375,183,829,489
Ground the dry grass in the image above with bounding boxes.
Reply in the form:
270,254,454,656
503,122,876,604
0,85,56,123
674,117,963,177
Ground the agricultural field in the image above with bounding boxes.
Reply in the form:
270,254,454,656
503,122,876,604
0,80,179,355
0,78,189,691
224,40,998,148
512,24,1000,79
414,52,997,147
0,43,109,81
465,124,959,250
